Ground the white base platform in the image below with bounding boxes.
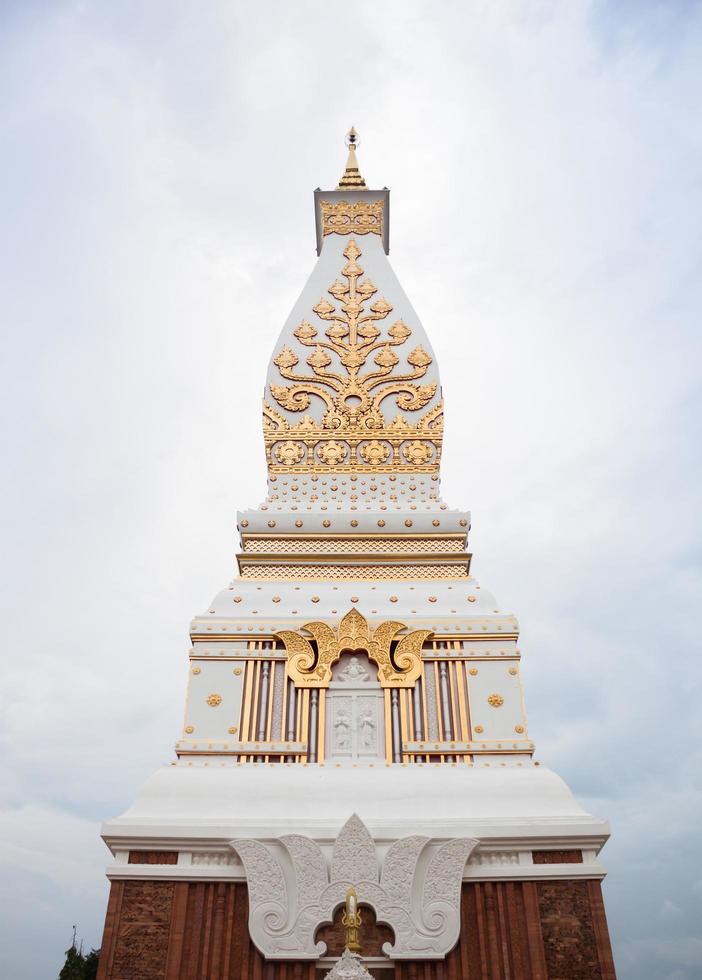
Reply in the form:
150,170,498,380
102,763,609,850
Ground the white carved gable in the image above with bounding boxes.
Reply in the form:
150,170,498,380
230,813,477,961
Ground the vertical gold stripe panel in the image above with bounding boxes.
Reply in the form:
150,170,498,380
240,661,254,762
399,688,408,760
265,659,274,762
318,689,326,763
384,690,393,763
300,689,310,763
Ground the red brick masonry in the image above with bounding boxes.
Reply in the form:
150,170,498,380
97,878,615,980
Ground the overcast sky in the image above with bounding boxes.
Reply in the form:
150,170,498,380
1,1,701,978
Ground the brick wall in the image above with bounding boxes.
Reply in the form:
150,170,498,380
97,877,615,979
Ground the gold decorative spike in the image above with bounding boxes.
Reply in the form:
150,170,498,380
277,609,432,689
342,886,362,952
337,127,367,189
263,240,443,474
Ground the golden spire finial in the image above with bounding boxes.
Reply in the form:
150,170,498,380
337,127,367,190
342,886,362,952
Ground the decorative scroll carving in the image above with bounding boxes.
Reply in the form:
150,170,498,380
230,813,477,961
321,200,384,237
280,834,328,907
331,814,377,885
277,609,432,689
263,240,443,475
232,839,287,909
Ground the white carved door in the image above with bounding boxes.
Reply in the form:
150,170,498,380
326,653,385,763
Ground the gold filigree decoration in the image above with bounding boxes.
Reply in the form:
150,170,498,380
317,440,348,466
358,440,391,465
269,241,434,425
263,240,443,474
321,199,384,237
402,440,433,465
274,440,305,465
277,608,432,689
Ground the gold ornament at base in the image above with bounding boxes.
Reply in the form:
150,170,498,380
342,886,362,953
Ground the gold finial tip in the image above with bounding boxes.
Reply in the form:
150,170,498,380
338,128,366,190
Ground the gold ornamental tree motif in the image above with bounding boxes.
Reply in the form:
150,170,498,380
269,240,434,427
277,608,432,689
263,240,443,474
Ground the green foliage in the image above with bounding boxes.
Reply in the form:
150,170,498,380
83,949,100,980
58,939,100,980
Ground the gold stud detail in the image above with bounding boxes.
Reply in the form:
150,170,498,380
192,667,201,675
185,725,194,734
432,519,440,527
509,667,518,675
233,596,242,603
469,667,478,676
428,596,437,603
228,726,238,734
295,520,303,527
207,693,222,707
459,519,467,527
405,519,413,527
311,596,320,603
272,596,281,603
233,668,242,676
514,725,525,734
389,596,398,602
350,519,358,527
240,520,249,528
474,725,484,734
377,519,385,527
468,596,476,602
487,694,504,708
